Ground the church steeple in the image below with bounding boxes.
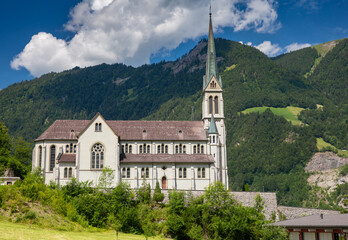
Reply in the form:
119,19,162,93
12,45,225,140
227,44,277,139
204,11,222,90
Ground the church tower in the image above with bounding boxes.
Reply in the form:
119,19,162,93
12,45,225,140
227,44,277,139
203,11,228,188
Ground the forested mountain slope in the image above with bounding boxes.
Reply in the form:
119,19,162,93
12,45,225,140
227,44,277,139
0,38,347,206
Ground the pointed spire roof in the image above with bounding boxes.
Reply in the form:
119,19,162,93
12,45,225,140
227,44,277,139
204,10,222,89
208,114,218,134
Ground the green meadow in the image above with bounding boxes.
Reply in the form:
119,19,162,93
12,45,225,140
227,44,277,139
241,106,305,125
0,219,166,240
317,138,348,157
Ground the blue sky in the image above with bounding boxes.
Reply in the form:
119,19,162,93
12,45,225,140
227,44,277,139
1,0,347,89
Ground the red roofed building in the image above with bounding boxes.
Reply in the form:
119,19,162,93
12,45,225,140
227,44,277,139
32,13,228,190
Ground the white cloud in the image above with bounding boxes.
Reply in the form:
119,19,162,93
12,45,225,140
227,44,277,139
11,0,281,77
285,42,311,53
255,41,282,56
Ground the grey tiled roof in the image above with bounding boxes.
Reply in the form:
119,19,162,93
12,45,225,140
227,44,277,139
36,119,207,141
272,214,348,228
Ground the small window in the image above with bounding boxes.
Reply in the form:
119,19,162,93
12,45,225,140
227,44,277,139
201,145,204,154
183,145,186,154
129,145,132,153
141,168,145,178
202,168,206,178
165,145,168,153
175,145,179,154
122,168,126,178
147,145,150,154
95,123,98,132
213,136,215,143
50,145,56,171
209,96,213,114
143,144,146,153
125,144,128,153
69,167,72,178
179,168,183,178
214,96,219,114
70,143,73,153
64,167,68,178
179,144,182,153
122,145,125,154
158,145,161,154
161,144,164,153
73,145,77,153
139,145,143,153
197,168,201,178
66,144,69,153
197,144,200,154
193,145,197,154
183,168,187,178
146,168,149,178
127,168,130,178
38,146,42,168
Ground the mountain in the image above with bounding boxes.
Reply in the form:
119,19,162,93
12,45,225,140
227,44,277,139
0,38,347,207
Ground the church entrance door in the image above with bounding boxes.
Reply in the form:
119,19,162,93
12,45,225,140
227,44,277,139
162,176,167,189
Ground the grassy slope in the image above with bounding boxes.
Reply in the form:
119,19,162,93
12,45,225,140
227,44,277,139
317,138,348,157
241,106,305,125
0,219,166,240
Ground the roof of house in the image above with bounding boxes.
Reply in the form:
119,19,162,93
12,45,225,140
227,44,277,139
58,153,76,163
36,119,207,141
120,154,215,163
271,214,348,228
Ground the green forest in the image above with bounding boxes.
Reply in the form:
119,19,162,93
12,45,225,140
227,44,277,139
0,37,347,211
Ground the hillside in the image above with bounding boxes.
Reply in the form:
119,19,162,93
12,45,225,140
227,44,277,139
1,38,347,207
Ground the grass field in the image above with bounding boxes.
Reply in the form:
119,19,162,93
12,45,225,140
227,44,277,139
241,106,305,125
317,138,348,158
0,219,167,240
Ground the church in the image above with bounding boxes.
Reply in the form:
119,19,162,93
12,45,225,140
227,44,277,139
32,13,229,190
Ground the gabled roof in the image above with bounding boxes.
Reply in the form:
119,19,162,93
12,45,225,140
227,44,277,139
120,154,214,163
36,119,207,141
271,214,348,228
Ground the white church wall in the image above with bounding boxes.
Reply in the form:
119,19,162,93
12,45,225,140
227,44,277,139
78,115,119,187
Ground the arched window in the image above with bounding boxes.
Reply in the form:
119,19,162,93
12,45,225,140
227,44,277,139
141,168,145,178
70,143,73,153
197,168,201,178
122,168,126,178
91,143,104,169
201,145,204,154
183,168,187,178
64,168,68,178
127,168,130,178
66,144,69,153
98,123,102,131
183,145,186,154
129,145,132,153
175,145,179,154
179,144,182,153
50,146,56,171
202,168,206,178
147,145,150,154
38,146,42,168
179,168,183,178
165,145,168,153
143,144,147,153
193,145,197,154
197,144,200,154
73,145,77,153
161,144,164,153
139,145,143,153
214,96,219,114
213,136,215,143
125,144,128,153
209,96,213,114
69,168,72,178
95,123,98,131
158,145,161,154
146,168,149,178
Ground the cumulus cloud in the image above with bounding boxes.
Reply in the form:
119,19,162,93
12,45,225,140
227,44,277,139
255,41,282,56
11,0,281,77
285,42,311,53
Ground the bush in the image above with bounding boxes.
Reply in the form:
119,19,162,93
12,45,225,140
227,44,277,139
153,181,164,203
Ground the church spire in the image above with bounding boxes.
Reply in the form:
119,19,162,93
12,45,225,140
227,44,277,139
204,10,222,89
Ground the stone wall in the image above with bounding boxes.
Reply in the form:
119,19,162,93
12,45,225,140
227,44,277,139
277,206,340,220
